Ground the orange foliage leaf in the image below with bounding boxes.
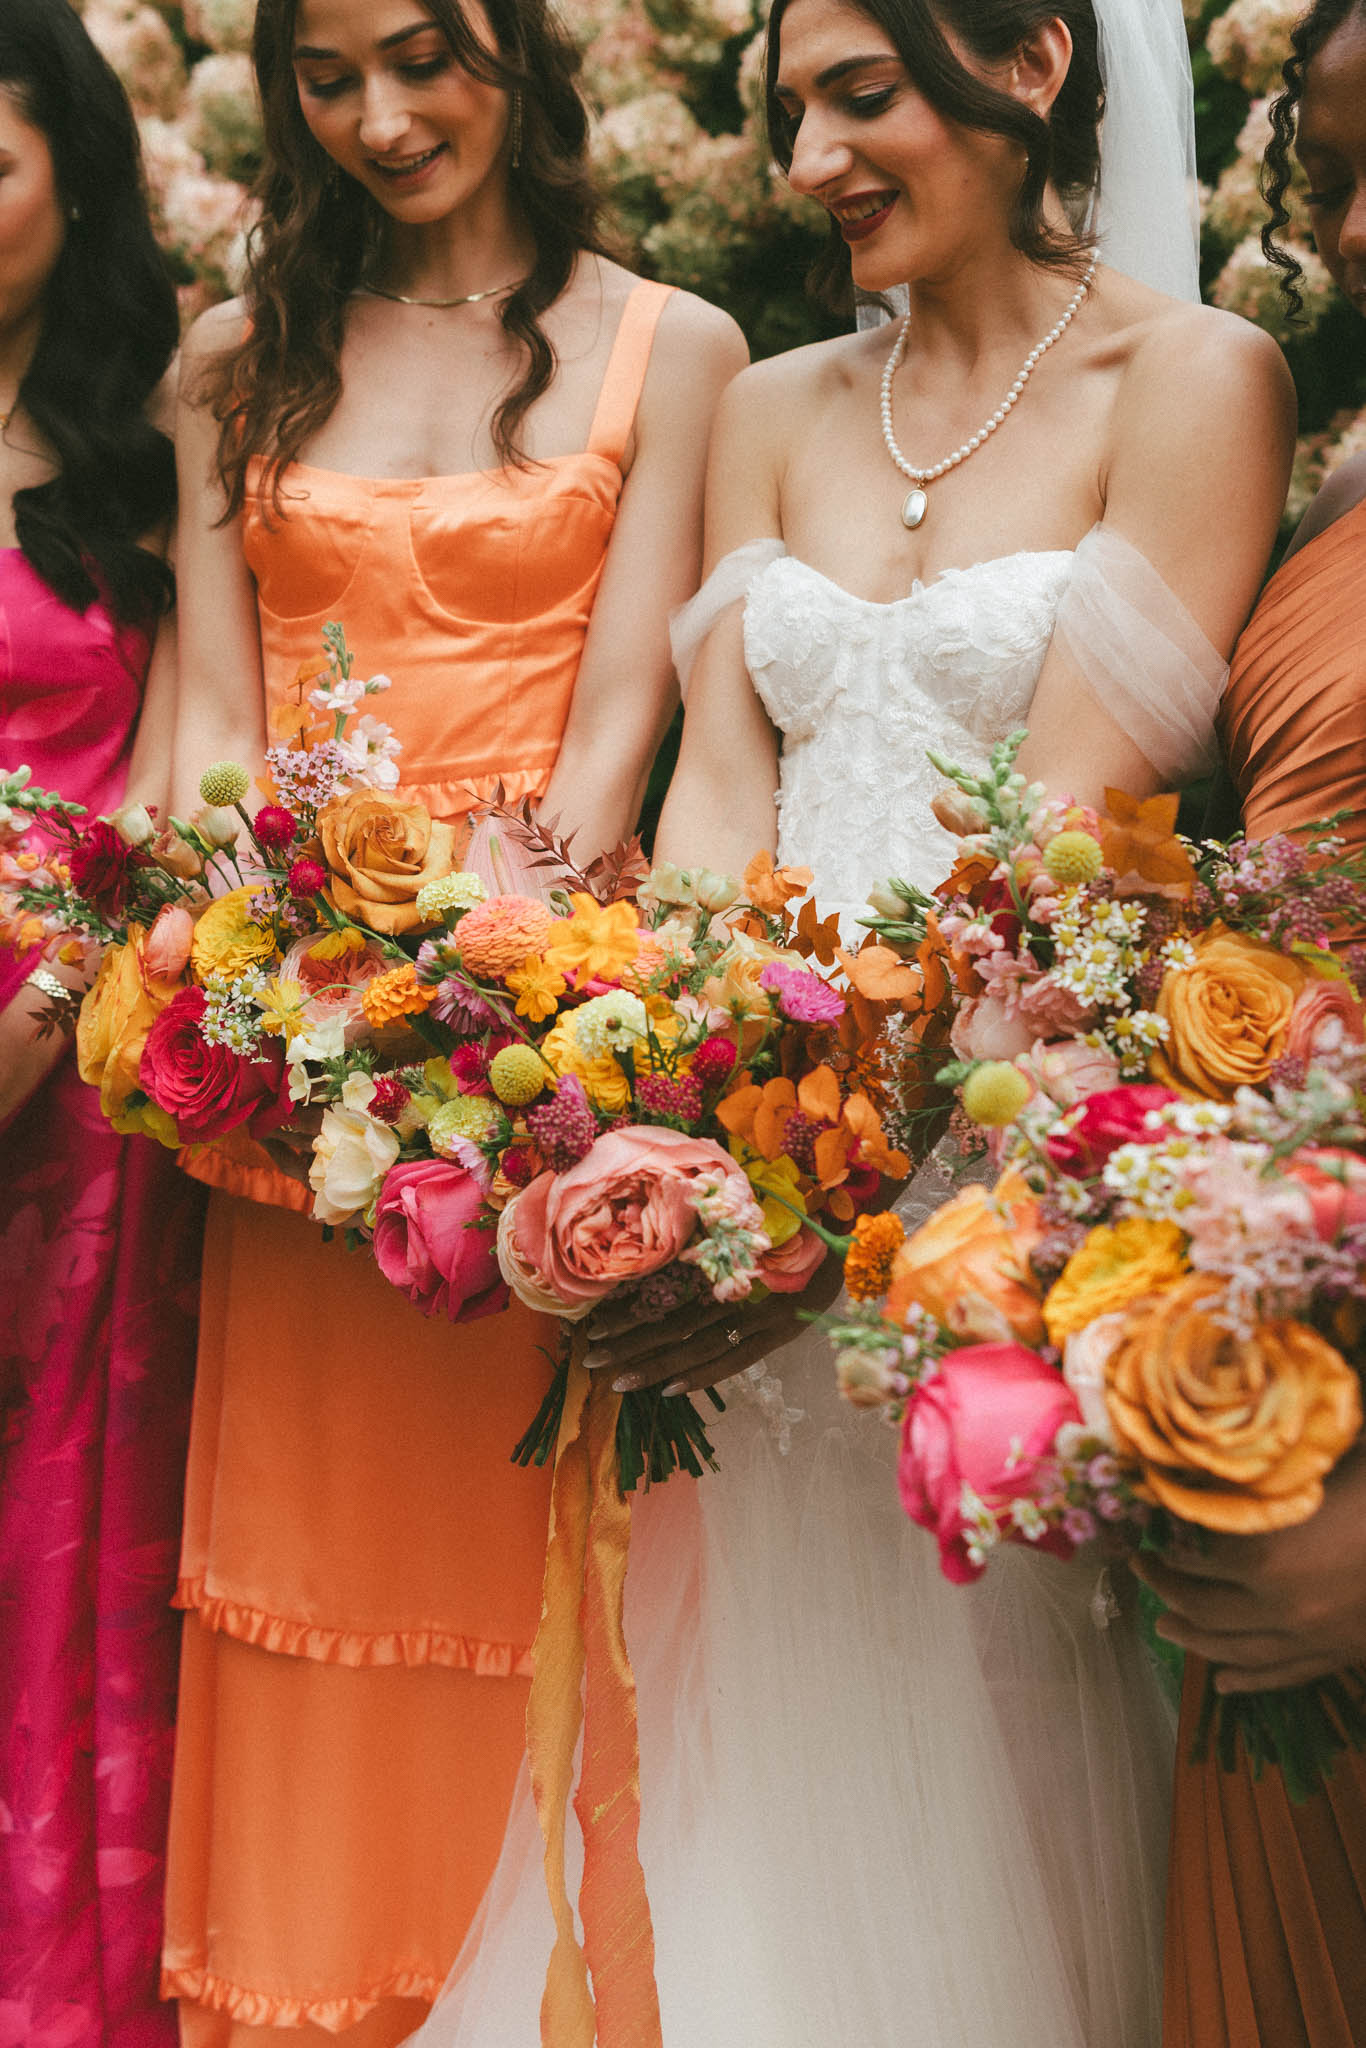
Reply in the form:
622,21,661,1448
797,1064,842,1125
1099,789,1196,895
836,943,922,1005
793,895,843,967
743,850,814,916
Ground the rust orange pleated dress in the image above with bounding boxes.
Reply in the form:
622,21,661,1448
1164,494,1366,2048
162,279,674,2046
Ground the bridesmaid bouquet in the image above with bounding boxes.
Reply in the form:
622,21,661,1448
4,627,909,1493
825,734,1366,1796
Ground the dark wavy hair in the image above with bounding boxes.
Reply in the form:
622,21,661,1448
209,0,612,519
0,0,178,623
765,0,1104,314
1261,0,1365,320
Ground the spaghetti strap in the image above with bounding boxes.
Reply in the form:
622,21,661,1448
586,279,675,467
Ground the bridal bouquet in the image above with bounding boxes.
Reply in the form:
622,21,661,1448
5,627,909,1492
827,734,1366,1796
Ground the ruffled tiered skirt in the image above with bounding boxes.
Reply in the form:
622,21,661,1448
162,1188,554,2044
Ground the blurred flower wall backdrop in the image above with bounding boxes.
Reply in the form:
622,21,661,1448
78,0,1364,513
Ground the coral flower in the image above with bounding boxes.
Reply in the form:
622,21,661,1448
361,962,437,1028
505,952,567,1022
455,895,555,978
543,893,642,983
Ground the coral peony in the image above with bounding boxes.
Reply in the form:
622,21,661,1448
374,1157,507,1321
897,1343,1084,1583
886,1172,1046,1346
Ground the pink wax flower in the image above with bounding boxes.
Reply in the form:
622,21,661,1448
500,1125,753,1312
897,1342,1084,1584
372,1156,507,1322
139,986,289,1141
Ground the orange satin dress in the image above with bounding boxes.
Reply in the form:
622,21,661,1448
1164,494,1366,2048
162,278,674,2046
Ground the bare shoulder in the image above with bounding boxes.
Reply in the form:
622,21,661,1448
148,361,179,436
182,294,249,366
1285,451,1366,560
713,327,867,441
1110,285,1295,438
653,282,748,376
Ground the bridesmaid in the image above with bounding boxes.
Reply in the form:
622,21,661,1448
162,0,745,2040
0,3,204,2043
1139,3,1366,2040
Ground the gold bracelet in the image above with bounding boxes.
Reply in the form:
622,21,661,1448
25,965,69,1002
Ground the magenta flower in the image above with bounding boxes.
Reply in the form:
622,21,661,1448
759,962,846,1025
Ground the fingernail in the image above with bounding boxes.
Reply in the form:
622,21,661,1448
612,1376,637,1394
661,1381,686,1397
584,1348,608,1371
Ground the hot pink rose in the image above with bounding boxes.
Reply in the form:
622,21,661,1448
1285,978,1366,1063
504,1125,752,1311
139,986,289,1141
897,1343,1084,1584
1045,1083,1180,1180
144,901,196,982
373,1157,507,1321
1283,1148,1366,1243
755,1224,827,1294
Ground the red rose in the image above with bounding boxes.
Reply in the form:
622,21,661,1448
69,819,147,917
1045,1083,1180,1180
138,986,289,1141
897,1343,1083,1584
373,1158,507,1321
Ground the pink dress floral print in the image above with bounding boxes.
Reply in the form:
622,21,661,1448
0,550,205,2048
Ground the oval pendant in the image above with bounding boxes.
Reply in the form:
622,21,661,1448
901,487,928,530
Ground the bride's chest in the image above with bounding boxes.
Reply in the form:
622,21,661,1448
743,552,1074,747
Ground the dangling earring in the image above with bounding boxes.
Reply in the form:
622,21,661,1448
509,91,523,170
68,203,81,222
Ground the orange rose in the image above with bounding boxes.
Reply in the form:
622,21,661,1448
1105,1274,1362,1532
75,928,180,1124
1152,924,1305,1100
885,1170,1046,1345
316,789,457,937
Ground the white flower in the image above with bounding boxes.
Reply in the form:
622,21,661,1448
285,1012,348,1101
415,871,488,922
1061,1317,1125,1446
309,1092,401,1226
309,674,367,714
572,991,649,1059
338,714,402,790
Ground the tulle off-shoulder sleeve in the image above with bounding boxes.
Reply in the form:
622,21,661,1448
669,539,786,699
1053,525,1227,783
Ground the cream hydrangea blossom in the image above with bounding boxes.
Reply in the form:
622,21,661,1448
185,50,261,180
1210,233,1337,342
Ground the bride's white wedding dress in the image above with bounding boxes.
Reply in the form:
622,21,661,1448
411,537,1228,2048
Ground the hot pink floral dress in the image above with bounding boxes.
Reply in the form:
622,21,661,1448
0,549,205,2048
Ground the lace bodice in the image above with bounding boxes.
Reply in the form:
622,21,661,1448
742,549,1074,912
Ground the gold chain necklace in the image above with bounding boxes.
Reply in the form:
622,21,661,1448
355,277,523,309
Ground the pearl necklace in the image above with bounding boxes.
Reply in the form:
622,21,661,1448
880,255,1097,530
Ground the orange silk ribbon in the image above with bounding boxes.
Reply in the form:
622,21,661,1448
527,1340,662,2047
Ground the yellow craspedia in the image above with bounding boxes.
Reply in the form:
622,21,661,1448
1043,830,1105,887
489,1043,547,1106
960,1060,1033,1127
190,887,277,983
1044,1217,1189,1346
198,760,251,807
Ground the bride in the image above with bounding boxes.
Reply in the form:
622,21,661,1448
411,0,1293,2041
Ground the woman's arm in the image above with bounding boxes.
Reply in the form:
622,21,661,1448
1016,309,1297,806
651,358,790,876
169,302,268,819
536,292,748,863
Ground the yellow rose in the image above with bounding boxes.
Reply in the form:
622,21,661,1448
190,887,277,983
1105,1274,1363,1532
316,789,457,937
1043,1218,1189,1346
886,1170,1045,1345
702,930,800,1020
1152,924,1305,1100
75,929,179,1120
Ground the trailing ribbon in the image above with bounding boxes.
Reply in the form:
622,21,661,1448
527,1336,662,2048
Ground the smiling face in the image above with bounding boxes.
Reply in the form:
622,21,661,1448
0,87,65,347
772,0,1027,293
290,0,512,224
1297,7,1366,316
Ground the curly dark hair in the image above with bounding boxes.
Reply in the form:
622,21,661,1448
1261,0,1365,320
765,0,1104,316
0,0,178,624
207,0,612,520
